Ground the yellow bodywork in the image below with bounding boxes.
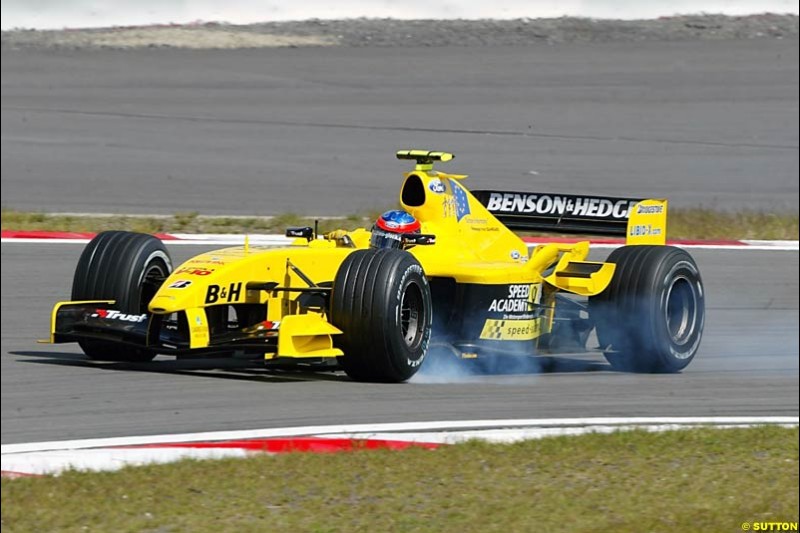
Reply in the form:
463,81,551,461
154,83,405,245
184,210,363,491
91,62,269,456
147,245,354,357
626,199,668,245
397,166,617,291
49,149,671,358
277,315,343,359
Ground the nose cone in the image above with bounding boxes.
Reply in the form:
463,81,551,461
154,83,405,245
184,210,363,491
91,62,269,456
149,283,200,314
149,251,253,314
149,265,221,314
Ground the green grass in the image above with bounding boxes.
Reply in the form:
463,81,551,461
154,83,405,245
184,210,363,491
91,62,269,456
1,207,797,240
2,426,797,532
669,208,798,240
0,209,382,237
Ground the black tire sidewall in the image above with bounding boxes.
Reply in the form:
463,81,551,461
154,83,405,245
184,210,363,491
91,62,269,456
592,246,704,373
645,251,705,371
382,259,431,375
72,231,171,313
71,231,172,361
332,249,432,382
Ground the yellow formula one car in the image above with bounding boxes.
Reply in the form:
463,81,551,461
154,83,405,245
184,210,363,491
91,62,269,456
47,150,705,382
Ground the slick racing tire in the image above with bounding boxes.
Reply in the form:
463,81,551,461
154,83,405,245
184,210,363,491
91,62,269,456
589,245,704,373
71,231,172,362
331,248,432,383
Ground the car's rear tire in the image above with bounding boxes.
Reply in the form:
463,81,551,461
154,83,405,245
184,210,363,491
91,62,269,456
331,248,432,382
589,245,704,373
71,231,172,362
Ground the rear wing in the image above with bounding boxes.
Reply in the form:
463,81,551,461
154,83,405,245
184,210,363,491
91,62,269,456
472,190,667,245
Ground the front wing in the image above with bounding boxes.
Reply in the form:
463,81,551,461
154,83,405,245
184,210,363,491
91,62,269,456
48,301,343,359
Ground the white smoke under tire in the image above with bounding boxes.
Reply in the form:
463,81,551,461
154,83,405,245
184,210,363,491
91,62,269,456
331,248,432,383
589,245,705,373
71,231,172,362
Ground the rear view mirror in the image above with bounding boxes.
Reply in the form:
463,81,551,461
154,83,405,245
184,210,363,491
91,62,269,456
402,234,436,246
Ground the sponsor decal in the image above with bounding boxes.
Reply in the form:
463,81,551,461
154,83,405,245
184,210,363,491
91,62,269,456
428,179,446,194
175,267,214,276
379,231,403,242
205,282,243,304
480,318,543,340
470,226,499,232
629,224,662,237
502,312,537,320
488,298,529,313
636,204,664,214
487,284,541,313
402,233,436,246
484,193,638,220
90,309,147,323
452,181,471,222
243,320,281,334
187,258,226,265
442,197,457,219
187,249,242,258
168,280,192,289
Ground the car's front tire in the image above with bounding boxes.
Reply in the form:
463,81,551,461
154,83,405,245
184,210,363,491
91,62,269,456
71,231,172,362
331,248,432,382
589,245,705,373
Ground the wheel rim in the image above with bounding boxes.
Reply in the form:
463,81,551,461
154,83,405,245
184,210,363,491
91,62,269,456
400,282,425,352
139,261,169,312
665,275,698,349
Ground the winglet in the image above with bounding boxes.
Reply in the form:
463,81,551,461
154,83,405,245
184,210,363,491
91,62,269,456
626,199,668,245
396,150,454,171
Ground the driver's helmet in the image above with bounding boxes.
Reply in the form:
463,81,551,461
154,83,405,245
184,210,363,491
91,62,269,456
370,210,421,249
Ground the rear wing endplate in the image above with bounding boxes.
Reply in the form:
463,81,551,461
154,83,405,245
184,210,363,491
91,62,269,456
472,190,667,245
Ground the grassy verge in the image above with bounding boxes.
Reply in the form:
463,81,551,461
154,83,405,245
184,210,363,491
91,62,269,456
0,209,382,236
667,208,798,240
2,426,798,532
2,208,798,240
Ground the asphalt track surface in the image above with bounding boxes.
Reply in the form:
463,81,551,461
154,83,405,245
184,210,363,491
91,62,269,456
2,38,798,216
1,243,797,444
1,38,798,446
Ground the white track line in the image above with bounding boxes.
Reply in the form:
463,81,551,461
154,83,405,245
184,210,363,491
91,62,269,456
322,423,800,444
2,448,250,476
3,417,797,455
4,417,796,476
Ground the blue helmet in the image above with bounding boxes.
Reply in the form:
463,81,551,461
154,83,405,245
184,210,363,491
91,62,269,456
370,210,421,249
